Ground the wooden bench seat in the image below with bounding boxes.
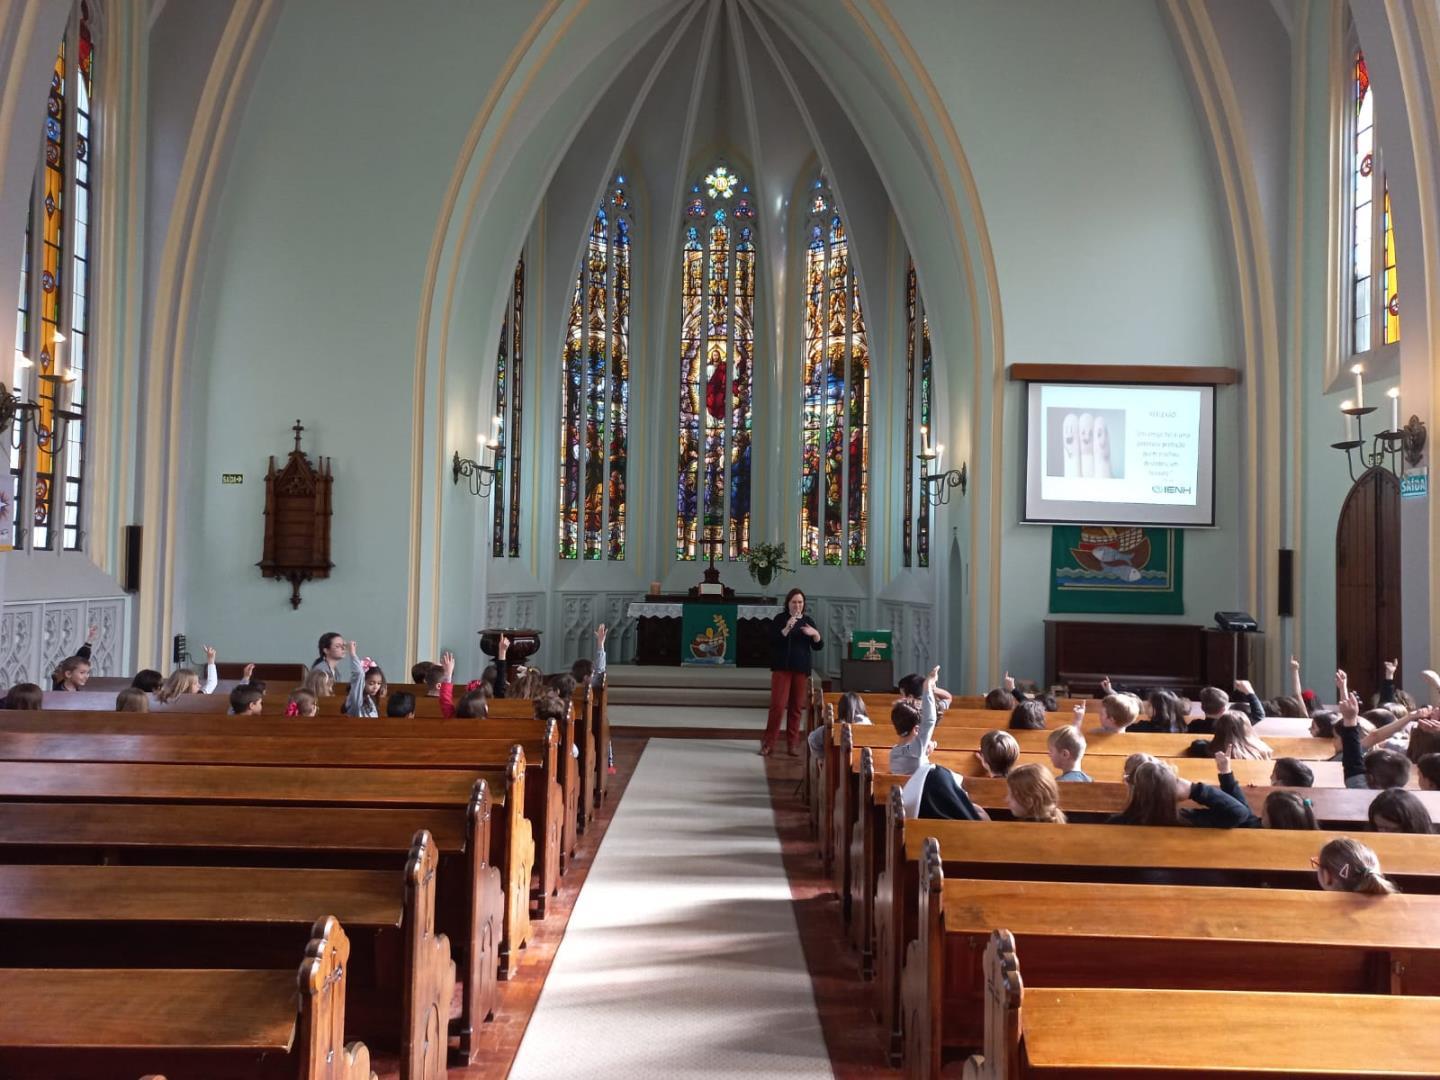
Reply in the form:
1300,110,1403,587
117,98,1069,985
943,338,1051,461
901,852,1440,1076
0,798,504,1059
0,835,451,1079
0,916,374,1080
873,788,1440,1064
0,728,567,914
955,930,1440,1080
0,760,530,1054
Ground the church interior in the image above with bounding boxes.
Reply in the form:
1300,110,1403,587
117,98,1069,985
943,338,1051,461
2,0,1440,1076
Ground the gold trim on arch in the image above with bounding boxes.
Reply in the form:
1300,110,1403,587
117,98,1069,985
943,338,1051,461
406,0,574,664
850,0,1006,691
138,0,277,668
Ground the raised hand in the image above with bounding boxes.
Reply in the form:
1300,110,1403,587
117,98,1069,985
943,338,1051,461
85,623,99,645
1384,658,1398,679
1214,751,1232,776
1288,654,1300,674
1335,668,1349,694
1099,676,1113,695
927,665,941,687
1003,671,1016,692
498,634,510,659
348,640,359,658
1071,702,1086,727
242,662,255,682
203,645,216,664
1339,690,1361,726
441,649,455,679
1234,679,1254,696
595,623,607,648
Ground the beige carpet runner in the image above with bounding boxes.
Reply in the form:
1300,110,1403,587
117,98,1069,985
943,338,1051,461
508,733,833,1078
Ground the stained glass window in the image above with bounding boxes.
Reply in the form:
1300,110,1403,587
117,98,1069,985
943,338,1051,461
11,3,93,552
1350,45,1398,353
491,258,524,557
800,178,868,566
558,178,631,560
676,162,756,561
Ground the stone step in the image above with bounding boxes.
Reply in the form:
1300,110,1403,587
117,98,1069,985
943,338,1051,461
607,685,772,708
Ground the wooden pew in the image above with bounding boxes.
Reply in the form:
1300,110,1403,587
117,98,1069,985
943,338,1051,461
0,760,532,1039
0,834,451,1080
0,725,566,917
0,797,507,1062
955,929,1440,1080
873,787,1440,1064
0,915,375,1080
848,745,1440,975
900,845,1440,1076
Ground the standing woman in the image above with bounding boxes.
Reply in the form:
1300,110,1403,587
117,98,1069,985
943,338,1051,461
765,588,823,757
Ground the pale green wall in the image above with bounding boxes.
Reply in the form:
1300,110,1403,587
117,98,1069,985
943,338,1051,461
180,0,529,668
889,0,1240,684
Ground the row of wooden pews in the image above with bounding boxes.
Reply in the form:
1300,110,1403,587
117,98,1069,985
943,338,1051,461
801,687,1440,1077
0,673,611,1078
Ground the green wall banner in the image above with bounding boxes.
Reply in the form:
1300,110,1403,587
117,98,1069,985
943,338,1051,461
681,603,738,666
1049,525,1183,615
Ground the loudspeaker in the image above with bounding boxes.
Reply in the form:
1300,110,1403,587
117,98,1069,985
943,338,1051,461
173,634,188,666
1278,548,1294,617
122,524,142,593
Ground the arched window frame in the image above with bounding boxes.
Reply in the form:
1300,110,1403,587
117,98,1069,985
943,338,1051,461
1338,24,1399,374
558,176,633,561
799,176,869,567
10,1,96,554
491,257,525,557
903,256,933,569
675,161,756,562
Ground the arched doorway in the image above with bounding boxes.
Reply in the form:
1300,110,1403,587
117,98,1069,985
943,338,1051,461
1335,467,1401,704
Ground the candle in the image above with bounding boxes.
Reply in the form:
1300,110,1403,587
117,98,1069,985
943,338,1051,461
1351,364,1364,408
921,426,931,456
1388,387,1400,432
936,443,945,469
1341,400,1355,441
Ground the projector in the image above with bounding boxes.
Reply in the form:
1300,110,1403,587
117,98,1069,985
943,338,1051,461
1214,611,1258,632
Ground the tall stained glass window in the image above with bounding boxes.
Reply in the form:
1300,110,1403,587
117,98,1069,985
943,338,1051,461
491,258,525,557
559,177,632,560
903,258,934,569
1350,44,1399,353
800,178,868,566
11,3,94,552
676,163,755,561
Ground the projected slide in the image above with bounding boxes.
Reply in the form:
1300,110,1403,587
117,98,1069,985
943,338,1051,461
1024,382,1215,527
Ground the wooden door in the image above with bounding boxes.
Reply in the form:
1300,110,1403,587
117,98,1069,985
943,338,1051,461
1335,468,1401,704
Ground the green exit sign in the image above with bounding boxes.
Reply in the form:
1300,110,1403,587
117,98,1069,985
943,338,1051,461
221,473,244,485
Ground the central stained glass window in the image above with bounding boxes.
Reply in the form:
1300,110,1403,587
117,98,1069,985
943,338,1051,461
676,162,756,561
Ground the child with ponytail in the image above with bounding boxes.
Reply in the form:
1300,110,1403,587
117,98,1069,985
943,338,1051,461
1314,837,1399,894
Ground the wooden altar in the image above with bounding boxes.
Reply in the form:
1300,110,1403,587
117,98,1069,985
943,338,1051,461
631,595,780,667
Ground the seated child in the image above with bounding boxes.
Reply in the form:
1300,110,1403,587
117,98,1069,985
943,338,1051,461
1008,700,1047,730
1261,791,1317,830
229,685,263,716
1005,763,1066,823
809,691,869,758
1368,788,1434,834
1107,758,1257,828
896,667,987,822
3,683,43,710
131,669,163,694
1314,837,1398,894
1189,686,1231,734
1047,723,1090,782
977,730,1019,778
1270,757,1314,787
454,687,488,718
386,692,416,719
1418,753,1440,791
286,688,318,717
115,687,149,712
1097,692,1141,734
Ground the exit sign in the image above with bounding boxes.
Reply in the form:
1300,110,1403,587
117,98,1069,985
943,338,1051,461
1401,471,1427,500
221,473,244,485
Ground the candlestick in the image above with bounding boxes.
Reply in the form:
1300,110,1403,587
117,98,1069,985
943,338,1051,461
1341,400,1355,441
1388,387,1400,433
1351,364,1364,408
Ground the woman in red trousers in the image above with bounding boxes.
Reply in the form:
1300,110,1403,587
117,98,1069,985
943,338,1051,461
764,587,824,756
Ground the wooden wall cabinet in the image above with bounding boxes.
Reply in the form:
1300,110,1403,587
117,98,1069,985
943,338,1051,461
258,421,333,609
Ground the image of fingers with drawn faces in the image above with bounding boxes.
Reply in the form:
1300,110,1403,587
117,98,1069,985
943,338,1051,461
1047,407,1125,479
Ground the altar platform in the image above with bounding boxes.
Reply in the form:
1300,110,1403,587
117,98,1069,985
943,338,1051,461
605,664,772,708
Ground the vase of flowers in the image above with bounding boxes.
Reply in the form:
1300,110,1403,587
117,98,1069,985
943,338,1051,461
744,541,793,589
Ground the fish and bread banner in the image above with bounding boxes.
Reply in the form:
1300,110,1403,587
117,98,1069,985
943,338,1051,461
1049,525,1184,615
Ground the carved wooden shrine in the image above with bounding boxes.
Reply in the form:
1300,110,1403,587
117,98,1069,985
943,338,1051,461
258,420,333,608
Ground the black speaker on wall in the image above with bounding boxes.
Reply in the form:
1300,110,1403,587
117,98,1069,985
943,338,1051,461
1278,548,1294,617
123,524,142,593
